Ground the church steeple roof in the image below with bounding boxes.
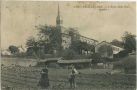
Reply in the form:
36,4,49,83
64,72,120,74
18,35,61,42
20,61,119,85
56,3,63,27
58,4,60,16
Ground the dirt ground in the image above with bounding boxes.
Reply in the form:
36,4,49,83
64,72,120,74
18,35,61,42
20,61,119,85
1,66,136,90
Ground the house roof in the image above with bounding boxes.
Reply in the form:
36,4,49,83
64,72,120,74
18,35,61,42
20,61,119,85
58,59,92,64
95,41,124,49
95,41,110,46
60,26,98,42
79,35,98,42
37,58,61,63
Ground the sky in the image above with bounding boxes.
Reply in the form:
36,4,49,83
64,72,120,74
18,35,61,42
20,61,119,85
1,1,136,49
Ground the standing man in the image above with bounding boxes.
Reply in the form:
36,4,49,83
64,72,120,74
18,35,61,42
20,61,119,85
68,65,79,88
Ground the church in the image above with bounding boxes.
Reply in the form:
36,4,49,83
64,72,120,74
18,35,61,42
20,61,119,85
55,4,98,52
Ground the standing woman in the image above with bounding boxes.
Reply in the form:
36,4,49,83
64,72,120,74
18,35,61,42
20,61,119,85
38,65,50,89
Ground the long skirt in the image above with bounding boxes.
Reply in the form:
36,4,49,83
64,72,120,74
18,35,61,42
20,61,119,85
38,76,49,88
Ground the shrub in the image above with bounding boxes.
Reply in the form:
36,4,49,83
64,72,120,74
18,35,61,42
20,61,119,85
90,53,101,64
62,49,76,60
116,50,129,58
113,55,136,74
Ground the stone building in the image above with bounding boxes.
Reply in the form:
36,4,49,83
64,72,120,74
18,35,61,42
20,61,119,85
95,41,124,58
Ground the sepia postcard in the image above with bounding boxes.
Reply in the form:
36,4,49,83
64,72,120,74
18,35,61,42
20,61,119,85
1,1,136,90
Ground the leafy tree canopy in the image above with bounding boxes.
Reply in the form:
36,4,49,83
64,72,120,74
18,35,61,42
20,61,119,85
111,39,123,48
122,31,136,52
8,45,19,54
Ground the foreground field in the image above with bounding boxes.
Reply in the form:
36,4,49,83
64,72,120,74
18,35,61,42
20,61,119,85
1,66,136,90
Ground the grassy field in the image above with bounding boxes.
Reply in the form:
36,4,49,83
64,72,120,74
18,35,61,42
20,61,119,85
1,66,136,90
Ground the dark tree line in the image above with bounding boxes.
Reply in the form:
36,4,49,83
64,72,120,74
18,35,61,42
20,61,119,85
70,40,95,55
25,24,96,59
113,32,136,53
23,24,136,60
122,32,136,53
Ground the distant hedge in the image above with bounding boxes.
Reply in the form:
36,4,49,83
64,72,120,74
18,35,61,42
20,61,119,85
113,55,136,74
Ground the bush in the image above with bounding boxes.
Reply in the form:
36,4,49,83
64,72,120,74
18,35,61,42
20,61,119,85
116,50,129,58
62,49,76,60
90,53,101,59
102,57,115,63
123,55,136,69
90,53,101,64
113,55,136,74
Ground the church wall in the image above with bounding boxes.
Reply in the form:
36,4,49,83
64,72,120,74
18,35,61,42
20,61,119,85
61,34,71,49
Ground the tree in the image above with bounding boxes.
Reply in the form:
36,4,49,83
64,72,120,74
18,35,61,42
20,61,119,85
26,47,36,57
26,36,36,47
62,49,76,60
68,28,80,42
8,45,19,54
26,37,41,58
70,40,81,54
117,50,129,58
91,53,101,64
82,42,95,54
122,32,136,53
111,39,123,48
70,40,95,55
36,24,62,53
